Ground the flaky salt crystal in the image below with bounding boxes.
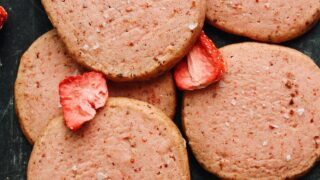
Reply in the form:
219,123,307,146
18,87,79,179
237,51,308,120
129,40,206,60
92,43,100,50
262,141,268,146
97,172,108,180
263,66,270,70
71,165,77,171
225,122,230,127
296,108,305,116
230,99,237,106
188,23,198,30
83,44,89,50
283,114,289,119
218,81,225,88
285,154,291,161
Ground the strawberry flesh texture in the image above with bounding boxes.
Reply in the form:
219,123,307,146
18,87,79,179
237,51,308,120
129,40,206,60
174,31,225,90
59,72,108,131
0,6,8,29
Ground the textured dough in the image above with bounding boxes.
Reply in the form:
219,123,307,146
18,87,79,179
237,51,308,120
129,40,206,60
108,73,176,119
183,42,320,179
42,0,206,81
28,98,189,180
206,0,320,43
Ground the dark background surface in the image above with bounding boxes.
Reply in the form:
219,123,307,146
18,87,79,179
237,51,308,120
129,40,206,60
0,1,319,179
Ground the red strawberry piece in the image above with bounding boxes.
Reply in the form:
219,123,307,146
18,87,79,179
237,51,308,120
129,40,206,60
59,72,108,131
174,31,225,90
0,6,8,30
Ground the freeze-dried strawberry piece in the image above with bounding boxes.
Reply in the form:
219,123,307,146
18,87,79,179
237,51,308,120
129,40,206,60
174,31,225,90
59,72,108,131
0,6,8,30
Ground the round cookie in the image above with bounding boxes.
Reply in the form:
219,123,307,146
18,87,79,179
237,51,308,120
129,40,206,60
15,30,176,144
206,0,320,43
183,43,320,179
15,30,83,144
28,97,189,179
41,0,206,81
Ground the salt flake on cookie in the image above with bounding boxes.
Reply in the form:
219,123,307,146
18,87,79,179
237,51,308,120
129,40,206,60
59,72,108,131
174,31,225,90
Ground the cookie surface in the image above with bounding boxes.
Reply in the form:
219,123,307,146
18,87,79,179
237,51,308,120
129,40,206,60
15,30,176,144
206,0,320,43
108,73,176,119
183,43,320,179
15,30,83,144
28,97,189,179
41,0,206,81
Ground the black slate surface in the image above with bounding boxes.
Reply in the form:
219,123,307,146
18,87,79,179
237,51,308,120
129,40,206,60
0,1,319,179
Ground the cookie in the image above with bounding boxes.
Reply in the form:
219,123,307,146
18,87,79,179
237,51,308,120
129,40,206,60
15,30,83,144
206,0,320,43
183,42,320,179
41,0,206,81
28,97,189,179
15,30,176,144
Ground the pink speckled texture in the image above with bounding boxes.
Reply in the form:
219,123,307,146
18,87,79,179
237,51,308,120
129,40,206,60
28,98,189,180
183,43,320,179
15,30,83,144
15,30,177,144
41,0,206,81
206,0,320,43
108,73,176,119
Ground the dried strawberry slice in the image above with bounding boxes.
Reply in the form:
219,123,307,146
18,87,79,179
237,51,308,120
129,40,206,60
0,6,8,29
174,31,225,90
59,72,108,131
